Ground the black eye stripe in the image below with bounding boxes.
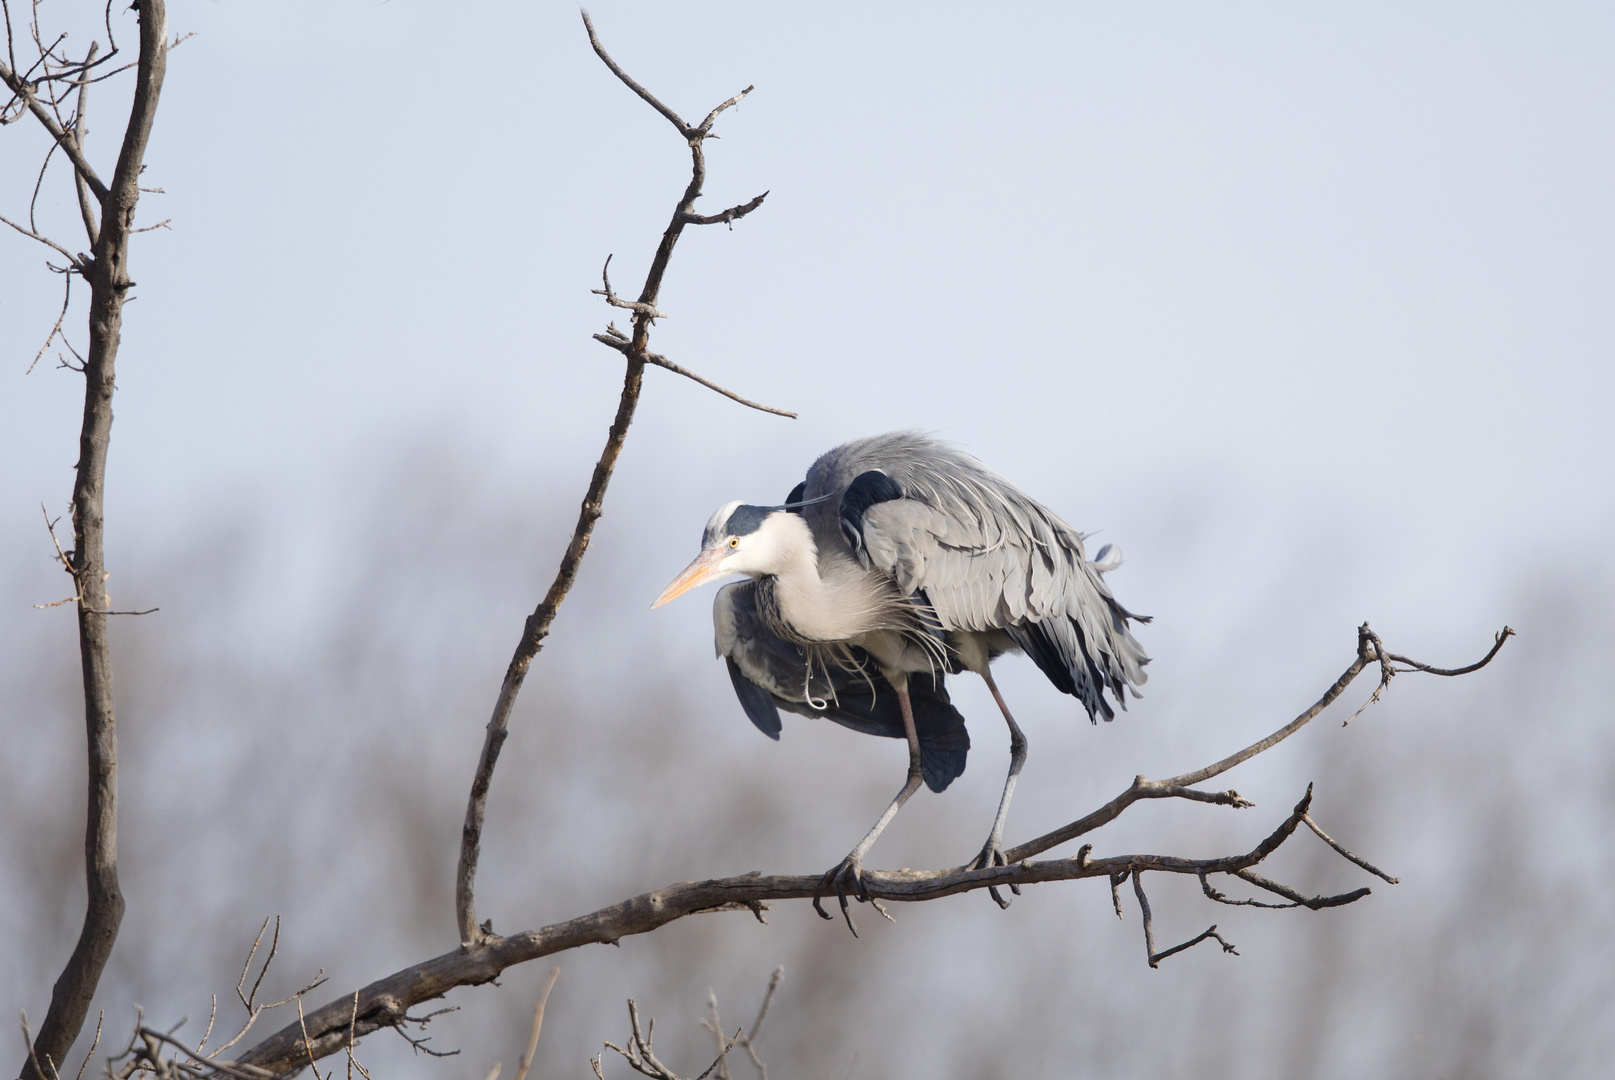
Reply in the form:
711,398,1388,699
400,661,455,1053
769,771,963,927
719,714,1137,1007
724,504,773,537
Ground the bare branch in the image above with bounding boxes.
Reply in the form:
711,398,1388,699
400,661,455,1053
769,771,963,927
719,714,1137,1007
21,5,169,1072
511,968,558,1080
237,916,279,1013
1232,867,1370,909
593,333,797,417
71,1012,100,1080
680,191,768,227
581,9,689,134
1006,622,1511,863
695,85,754,136
1388,625,1516,676
592,253,669,321
27,133,57,231
738,968,781,1080
72,42,98,245
0,56,109,203
1301,813,1400,884
605,999,740,1080
455,9,786,949
134,1030,272,1080
233,622,1507,1076
26,270,70,373
0,209,80,264
1132,873,1239,967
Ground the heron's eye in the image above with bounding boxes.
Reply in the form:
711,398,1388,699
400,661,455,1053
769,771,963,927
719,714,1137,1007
727,536,740,549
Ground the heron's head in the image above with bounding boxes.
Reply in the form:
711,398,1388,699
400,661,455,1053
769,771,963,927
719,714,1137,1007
652,500,814,608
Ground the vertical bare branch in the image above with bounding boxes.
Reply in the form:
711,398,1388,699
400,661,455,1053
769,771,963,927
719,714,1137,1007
20,4,168,1078
453,10,778,948
73,41,99,246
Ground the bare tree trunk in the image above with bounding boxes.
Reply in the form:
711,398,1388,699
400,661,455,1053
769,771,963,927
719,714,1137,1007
15,4,169,1077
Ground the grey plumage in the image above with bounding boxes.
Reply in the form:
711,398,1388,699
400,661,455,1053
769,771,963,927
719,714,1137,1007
656,430,1151,914
797,431,1149,720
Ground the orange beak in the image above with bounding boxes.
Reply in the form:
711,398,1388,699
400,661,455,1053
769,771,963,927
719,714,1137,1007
651,547,732,608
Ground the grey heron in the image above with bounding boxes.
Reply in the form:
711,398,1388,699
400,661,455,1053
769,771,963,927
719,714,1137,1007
653,431,1149,922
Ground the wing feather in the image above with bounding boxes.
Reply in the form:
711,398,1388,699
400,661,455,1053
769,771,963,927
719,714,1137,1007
799,432,1149,721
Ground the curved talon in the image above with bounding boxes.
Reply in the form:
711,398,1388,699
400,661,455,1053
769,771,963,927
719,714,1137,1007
813,856,868,936
972,839,1023,910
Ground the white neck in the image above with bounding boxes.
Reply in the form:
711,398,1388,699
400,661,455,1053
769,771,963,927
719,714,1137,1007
749,514,893,642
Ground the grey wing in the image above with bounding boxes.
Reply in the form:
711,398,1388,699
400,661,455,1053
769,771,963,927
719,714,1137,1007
804,431,1150,722
714,580,970,792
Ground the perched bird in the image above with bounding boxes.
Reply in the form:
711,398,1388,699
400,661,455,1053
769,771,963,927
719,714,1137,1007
653,431,1149,920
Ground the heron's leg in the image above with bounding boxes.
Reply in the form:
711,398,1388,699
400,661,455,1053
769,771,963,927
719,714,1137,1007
813,684,924,935
970,667,1028,909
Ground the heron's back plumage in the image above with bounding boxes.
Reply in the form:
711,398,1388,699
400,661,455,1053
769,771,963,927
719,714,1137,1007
800,431,1150,721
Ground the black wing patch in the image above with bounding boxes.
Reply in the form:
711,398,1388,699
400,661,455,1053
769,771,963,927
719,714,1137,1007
784,481,807,513
1007,618,1117,724
774,663,969,793
721,576,970,792
838,470,904,562
725,657,783,739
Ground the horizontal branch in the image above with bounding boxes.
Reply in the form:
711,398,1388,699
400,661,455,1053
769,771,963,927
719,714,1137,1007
681,191,768,226
1386,626,1514,676
234,783,1346,1075
236,615,1506,1075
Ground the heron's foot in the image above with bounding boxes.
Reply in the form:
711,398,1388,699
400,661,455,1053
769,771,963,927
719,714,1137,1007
969,836,1023,910
811,854,892,936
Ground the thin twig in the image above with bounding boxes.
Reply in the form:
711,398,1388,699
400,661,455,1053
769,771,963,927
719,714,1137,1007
134,1030,271,1080
1387,626,1515,676
511,967,559,1080
1132,873,1238,967
297,999,325,1080
581,9,688,134
739,968,781,1080
0,209,79,263
1005,622,1510,863
72,41,98,245
27,134,57,232
238,917,276,1012
1301,814,1399,884
593,334,796,417
0,56,109,202
72,1011,101,1080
